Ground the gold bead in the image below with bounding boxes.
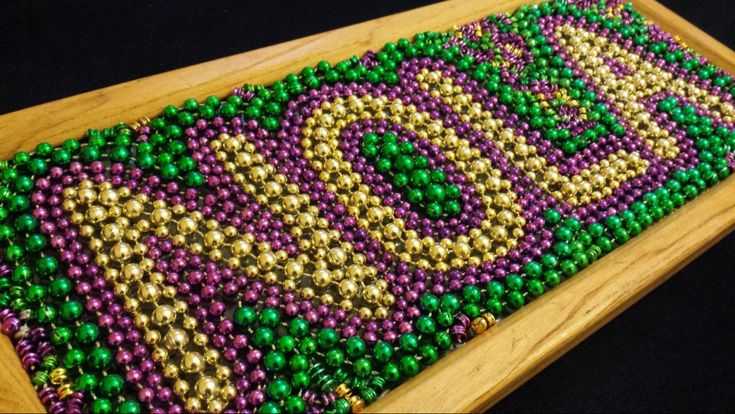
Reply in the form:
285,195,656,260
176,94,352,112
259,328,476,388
163,328,189,350
195,376,219,401
185,397,202,413
181,352,205,373
152,305,176,326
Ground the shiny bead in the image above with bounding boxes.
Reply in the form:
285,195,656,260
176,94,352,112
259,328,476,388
267,378,292,400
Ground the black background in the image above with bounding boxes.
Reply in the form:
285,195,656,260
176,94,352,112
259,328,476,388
1,1,734,412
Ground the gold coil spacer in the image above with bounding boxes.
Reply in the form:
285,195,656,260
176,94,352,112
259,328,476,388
470,312,497,335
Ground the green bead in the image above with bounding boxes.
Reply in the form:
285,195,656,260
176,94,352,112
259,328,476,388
64,349,85,368
267,378,292,400
291,371,310,388
443,200,461,216
544,270,561,287
430,169,446,184
360,387,378,403
35,256,58,276
605,215,623,229
284,396,306,414
331,398,351,414
436,311,453,327
540,253,558,269
486,281,505,298
419,293,440,312
14,176,33,193
277,335,296,353
612,227,630,243
75,373,98,392
76,323,99,344
506,274,523,290
178,156,196,172
116,400,141,414
524,261,543,278
13,152,30,165
136,153,154,169
508,290,525,309
380,142,400,159
254,327,275,347
353,358,372,377
361,143,378,158
259,307,281,327
426,202,443,218
399,141,415,155
51,327,72,345
363,133,380,146
393,173,409,188
8,195,29,212
49,277,72,298
51,149,71,165
399,355,420,377
265,351,287,371
60,300,83,321
36,304,56,323
555,226,573,242
25,285,46,302
259,401,282,414
375,158,392,173
399,333,419,352
394,155,414,172
420,344,439,364
233,306,256,326
288,317,309,337
110,146,129,162
462,285,482,303
5,244,23,261
87,347,112,371
35,142,54,157
325,349,345,367
91,398,113,414
425,184,446,202
414,155,429,169
2,168,18,183
588,222,605,237
416,315,436,334
25,234,47,252
463,303,481,318
445,184,460,200
160,163,179,180
383,363,401,382
345,337,367,358
560,259,578,276
410,169,430,187
527,279,544,297
486,298,503,315
163,105,178,118
100,374,124,397
289,354,309,372
0,226,15,243
317,328,339,349
184,171,204,187
440,294,460,312
596,236,613,253
373,341,393,363
298,337,317,355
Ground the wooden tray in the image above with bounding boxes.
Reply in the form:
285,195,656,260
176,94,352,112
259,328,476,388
1,1,734,412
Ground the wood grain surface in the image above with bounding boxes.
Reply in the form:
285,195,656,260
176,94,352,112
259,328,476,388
1,0,734,413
